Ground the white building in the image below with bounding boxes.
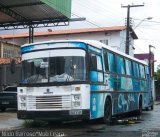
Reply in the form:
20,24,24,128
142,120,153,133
1,26,138,56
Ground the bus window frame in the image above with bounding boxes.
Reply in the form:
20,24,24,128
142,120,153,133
89,51,104,84
115,54,126,75
125,58,133,77
139,64,146,79
103,49,116,74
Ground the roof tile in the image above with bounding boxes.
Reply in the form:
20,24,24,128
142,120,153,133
0,58,21,65
1,26,126,39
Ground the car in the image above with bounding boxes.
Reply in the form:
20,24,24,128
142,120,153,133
0,86,17,112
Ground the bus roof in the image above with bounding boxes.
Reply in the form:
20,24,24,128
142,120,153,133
22,40,148,65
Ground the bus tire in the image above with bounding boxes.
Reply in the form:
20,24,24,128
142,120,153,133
103,98,112,125
137,96,142,115
145,107,149,111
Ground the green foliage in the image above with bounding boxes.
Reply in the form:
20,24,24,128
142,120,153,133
156,69,160,80
23,120,48,128
155,68,160,88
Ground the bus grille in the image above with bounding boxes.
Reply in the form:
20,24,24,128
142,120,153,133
27,95,71,110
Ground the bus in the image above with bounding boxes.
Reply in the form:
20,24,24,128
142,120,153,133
17,40,153,123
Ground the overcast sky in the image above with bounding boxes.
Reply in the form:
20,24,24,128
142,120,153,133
43,0,160,68
70,0,160,69
1,0,160,69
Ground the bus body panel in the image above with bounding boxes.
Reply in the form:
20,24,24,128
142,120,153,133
17,40,152,121
17,84,90,120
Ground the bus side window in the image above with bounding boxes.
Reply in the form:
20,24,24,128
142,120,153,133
104,51,109,72
90,53,103,83
90,54,97,70
137,63,140,78
145,66,149,76
90,54,103,71
108,52,115,72
104,51,115,72
116,55,125,75
139,64,145,78
125,59,133,76
133,62,140,78
97,55,103,71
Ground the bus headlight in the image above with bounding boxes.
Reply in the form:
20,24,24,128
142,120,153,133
20,96,26,102
73,102,81,107
20,103,27,110
72,94,81,108
19,96,27,110
21,103,26,107
73,94,81,101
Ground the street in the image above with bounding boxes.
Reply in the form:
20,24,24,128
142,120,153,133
0,103,160,137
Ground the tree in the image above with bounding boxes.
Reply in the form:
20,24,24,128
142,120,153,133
155,67,160,88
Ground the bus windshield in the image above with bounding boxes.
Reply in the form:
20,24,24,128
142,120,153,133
22,56,86,84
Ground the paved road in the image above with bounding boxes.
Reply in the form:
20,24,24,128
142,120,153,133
0,103,160,137
0,109,23,130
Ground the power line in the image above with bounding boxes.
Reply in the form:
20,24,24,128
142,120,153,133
136,26,160,30
39,1,154,56
138,38,160,42
76,0,122,17
133,18,160,24
74,1,124,26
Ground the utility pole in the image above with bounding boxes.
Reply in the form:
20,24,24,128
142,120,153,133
149,45,155,77
149,45,155,104
121,4,144,55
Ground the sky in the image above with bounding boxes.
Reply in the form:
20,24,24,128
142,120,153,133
1,0,160,69
69,0,160,70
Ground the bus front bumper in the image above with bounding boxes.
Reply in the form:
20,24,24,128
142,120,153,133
17,109,90,121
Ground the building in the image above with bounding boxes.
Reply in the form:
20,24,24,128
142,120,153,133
1,26,138,56
0,38,21,89
0,58,21,90
0,39,21,58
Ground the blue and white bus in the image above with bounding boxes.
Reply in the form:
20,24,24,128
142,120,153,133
17,40,153,123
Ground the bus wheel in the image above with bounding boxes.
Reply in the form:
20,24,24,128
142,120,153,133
137,97,142,115
103,98,112,125
145,107,149,111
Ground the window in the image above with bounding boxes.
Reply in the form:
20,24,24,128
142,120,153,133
145,66,150,78
3,48,14,58
104,51,109,71
104,50,115,72
116,55,125,74
125,59,133,76
145,66,149,75
133,62,140,78
22,58,49,84
100,39,108,45
139,64,145,78
90,54,103,71
90,53,103,83
22,56,87,84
